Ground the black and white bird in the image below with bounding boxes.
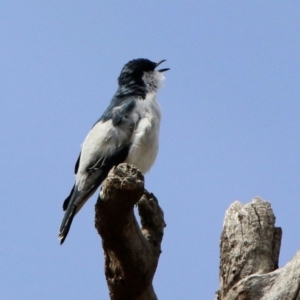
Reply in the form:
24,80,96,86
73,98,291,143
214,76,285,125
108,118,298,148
58,58,169,244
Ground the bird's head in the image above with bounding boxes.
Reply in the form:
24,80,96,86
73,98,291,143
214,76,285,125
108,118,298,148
118,58,169,95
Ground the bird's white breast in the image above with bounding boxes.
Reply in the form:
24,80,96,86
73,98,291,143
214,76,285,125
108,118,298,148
125,92,161,173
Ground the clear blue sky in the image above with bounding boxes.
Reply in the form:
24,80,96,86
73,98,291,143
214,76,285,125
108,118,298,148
1,2,300,299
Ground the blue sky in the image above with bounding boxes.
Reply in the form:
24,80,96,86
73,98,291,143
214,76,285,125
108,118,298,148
1,2,300,299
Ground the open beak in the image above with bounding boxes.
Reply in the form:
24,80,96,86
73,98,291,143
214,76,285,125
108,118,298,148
156,59,170,73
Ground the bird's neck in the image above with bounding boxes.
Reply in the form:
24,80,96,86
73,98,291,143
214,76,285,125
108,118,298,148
115,84,147,99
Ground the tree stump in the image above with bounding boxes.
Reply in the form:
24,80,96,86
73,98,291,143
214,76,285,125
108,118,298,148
217,197,300,300
95,163,166,300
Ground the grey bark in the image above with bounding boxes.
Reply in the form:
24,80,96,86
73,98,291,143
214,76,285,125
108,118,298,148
217,197,300,300
95,163,165,300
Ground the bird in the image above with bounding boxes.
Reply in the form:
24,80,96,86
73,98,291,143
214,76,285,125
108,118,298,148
58,58,169,244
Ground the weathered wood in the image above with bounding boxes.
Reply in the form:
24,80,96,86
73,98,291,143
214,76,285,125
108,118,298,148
216,197,300,300
95,163,165,300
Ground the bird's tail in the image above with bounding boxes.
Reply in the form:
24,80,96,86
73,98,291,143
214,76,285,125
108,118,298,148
58,185,81,244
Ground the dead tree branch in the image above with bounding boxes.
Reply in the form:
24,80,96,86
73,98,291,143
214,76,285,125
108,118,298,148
217,197,300,300
95,163,165,300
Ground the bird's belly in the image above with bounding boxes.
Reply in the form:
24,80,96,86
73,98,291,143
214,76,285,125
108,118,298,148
125,117,159,174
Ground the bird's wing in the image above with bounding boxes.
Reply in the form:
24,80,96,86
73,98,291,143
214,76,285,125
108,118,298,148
75,97,138,191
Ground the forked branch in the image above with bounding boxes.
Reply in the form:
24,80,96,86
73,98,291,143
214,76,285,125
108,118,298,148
95,163,165,300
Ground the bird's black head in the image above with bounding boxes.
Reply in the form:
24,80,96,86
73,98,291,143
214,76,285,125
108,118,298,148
118,59,156,85
116,58,169,98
